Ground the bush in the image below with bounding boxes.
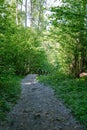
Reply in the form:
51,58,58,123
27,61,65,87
0,75,21,120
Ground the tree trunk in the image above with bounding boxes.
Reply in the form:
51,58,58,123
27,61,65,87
20,0,23,25
29,0,33,27
16,1,18,25
25,0,27,27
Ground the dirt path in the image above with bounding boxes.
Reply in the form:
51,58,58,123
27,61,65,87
0,74,84,130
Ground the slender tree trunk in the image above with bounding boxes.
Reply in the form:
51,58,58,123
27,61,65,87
16,1,18,25
79,2,87,72
25,0,27,27
29,0,33,27
20,0,23,25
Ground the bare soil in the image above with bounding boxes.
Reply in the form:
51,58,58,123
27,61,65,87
0,74,85,130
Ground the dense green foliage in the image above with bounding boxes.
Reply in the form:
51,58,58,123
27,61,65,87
0,76,21,120
38,73,87,128
49,0,87,77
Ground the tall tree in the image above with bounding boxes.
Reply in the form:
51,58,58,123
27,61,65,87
50,0,87,77
16,0,19,25
25,0,28,27
28,0,47,30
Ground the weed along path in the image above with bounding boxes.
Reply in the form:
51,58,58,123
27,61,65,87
0,74,84,130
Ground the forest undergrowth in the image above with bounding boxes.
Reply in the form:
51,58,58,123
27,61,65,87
38,72,87,128
0,74,21,120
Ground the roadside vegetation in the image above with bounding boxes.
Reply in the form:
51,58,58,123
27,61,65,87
38,72,87,128
0,74,21,120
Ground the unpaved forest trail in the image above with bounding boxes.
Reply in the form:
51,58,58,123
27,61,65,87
0,74,84,130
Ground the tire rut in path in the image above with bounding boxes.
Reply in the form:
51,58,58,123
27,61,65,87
0,74,84,130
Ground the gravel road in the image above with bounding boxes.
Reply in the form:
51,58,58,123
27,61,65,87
0,74,85,130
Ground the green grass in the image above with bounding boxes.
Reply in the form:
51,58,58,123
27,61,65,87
37,73,87,128
0,75,21,120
